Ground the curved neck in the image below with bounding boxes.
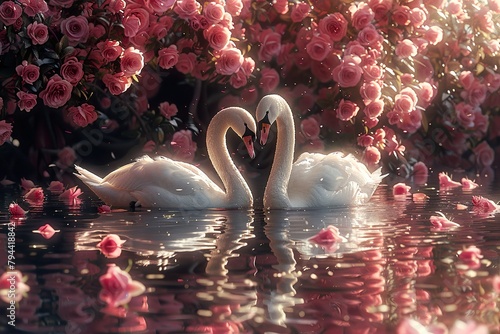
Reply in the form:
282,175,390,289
264,99,295,208
206,113,252,207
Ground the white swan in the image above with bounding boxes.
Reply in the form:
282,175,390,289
75,107,256,209
256,94,384,209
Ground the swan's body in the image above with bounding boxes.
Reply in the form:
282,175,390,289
257,94,384,209
75,107,256,209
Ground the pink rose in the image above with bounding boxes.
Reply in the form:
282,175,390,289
8,202,27,217
48,181,65,193
351,4,374,30
20,0,48,16
273,0,288,14
392,5,411,26
362,62,383,81
461,81,487,106
332,55,363,87
97,234,126,258
60,15,89,44
363,146,381,165
357,134,374,147
473,141,494,167
175,52,197,74
308,225,345,251
368,0,392,21
472,195,499,214
39,75,72,108
159,102,178,119
290,2,310,22
258,29,281,62
99,264,145,307
319,13,347,42
259,67,280,93
57,146,77,168
24,187,44,202
417,82,436,107
103,72,132,95
58,186,83,205
171,130,197,162
357,24,382,46
455,102,476,128
336,99,359,121
395,39,417,58
215,48,243,75
120,47,144,76
225,0,243,16
16,91,37,112
393,182,411,197
410,7,427,28
158,45,179,70
229,70,247,89
0,1,22,26
203,2,224,24
174,0,201,20
122,14,141,37
21,178,36,190
0,271,30,303
97,40,123,63
458,245,483,268
300,117,320,140
67,103,98,127
16,61,40,84
412,161,429,185
60,57,84,85
26,21,49,45
98,204,111,213
204,24,230,51
107,0,126,13
360,81,381,103
430,214,460,229
363,99,384,119
305,34,332,61
424,26,443,45
438,172,461,189
149,0,175,13
37,224,58,239
461,178,479,190
393,93,416,114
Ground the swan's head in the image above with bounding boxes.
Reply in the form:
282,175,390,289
242,122,256,159
256,95,282,145
228,107,256,159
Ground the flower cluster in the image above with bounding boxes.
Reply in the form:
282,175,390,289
1,0,500,182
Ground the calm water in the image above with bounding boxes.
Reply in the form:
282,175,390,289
1,171,499,333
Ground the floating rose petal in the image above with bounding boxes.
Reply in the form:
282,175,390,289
0,177,15,186
461,177,479,190
20,178,36,191
456,203,468,210
24,187,44,203
458,245,483,269
412,192,429,202
430,213,460,230
472,195,499,214
48,181,65,193
97,234,126,258
34,224,60,239
98,205,112,213
8,203,27,217
438,172,461,189
99,264,145,307
0,270,30,303
393,182,411,200
308,225,346,251
59,186,83,205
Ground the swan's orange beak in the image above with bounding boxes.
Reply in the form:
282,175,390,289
260,122,270,146
243,135,255,159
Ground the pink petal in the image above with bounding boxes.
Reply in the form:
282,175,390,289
393,182,411,196
9,203,27,217
20,178,36,190
98,205,112,213
48,181,65,193
461,178,479,190
412,193,429,202
429,215,460,229
438,172,461,189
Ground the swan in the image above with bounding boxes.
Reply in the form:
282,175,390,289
256,94,384,209
74,107,256,209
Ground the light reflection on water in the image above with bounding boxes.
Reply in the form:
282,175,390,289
0,176,499,333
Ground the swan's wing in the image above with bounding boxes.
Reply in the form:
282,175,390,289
288,152,382,207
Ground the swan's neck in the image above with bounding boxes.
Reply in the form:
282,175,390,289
206,118,252,207
264,101,295,209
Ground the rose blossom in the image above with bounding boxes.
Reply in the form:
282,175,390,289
363,99,384,119
259,67,280,93
357,134,374,147
120,47,144,76
461,178,479,190
393,183,411,197
98,205,111,213
103,72,132,95
360,81,382,103
19,0,48,16
67,103,98,127
412,193,429,202
60,15,89,44
424,26,443,45
24,187,44,202
159,102,178,119
472,195,499,214
458,246,483,268
410,7,427,27
226,0,243,16
59,186,83,205
258,29,281,62
21,178,36,191
97,234,126,258
319,13,347,42
336,99,359,121
48,181,65,193
357,24,382,46
215,48,243,75
149,0,175,13
174,0,201,20
175,52,197,74
99,264,145,307
0,1,22,26
9,203,27,217
395,39,418,58
229,69,247,89
473,141,494,167
26,21,49,45
203,1,224,24
300,117,320,140
16,91,37,112
309,225,345,251
0,270,30,303
351,3,374,30
60,57,84,85
455,102,476,128
413,161,429,185
97,40,123,63
39,75,73,108
15,61,40,84
291,2,310,22
306,34,332,61
332,55,363,87
204,24,231,51
363,146,381,165
158,45,179,69
392,5,411,25
57,146,77,168
37,224,59,239
430,214,460,229
171,130,197,162
438,172,461,189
